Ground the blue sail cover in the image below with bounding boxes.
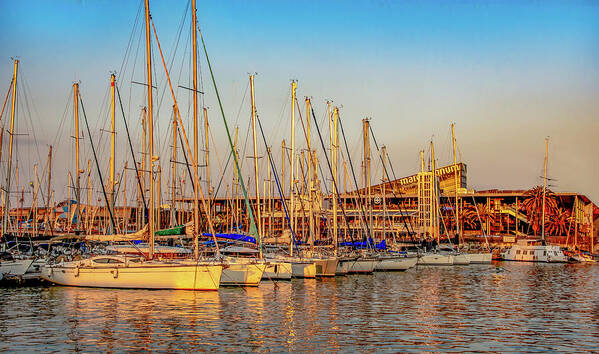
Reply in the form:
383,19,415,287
339,238,386,250
201,233,256,244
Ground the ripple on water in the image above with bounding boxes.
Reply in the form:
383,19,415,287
1,262,599,352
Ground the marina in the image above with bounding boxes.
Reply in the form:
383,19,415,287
1,0,598,351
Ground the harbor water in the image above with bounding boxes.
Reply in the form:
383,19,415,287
1,262,598,352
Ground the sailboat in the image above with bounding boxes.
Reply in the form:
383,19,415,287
448,124,492,264
501,138,567,263
363,124,418,272
42,0,224,290
417,143,454,266
0,59,36,279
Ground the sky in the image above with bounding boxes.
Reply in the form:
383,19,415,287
0,0,598,205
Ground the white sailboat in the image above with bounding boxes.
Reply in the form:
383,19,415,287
42,0,224,290
0,59,37,280
42,255,222,290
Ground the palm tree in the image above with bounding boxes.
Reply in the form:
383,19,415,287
520,186,558,236
461,204,479,231
546,208,571,236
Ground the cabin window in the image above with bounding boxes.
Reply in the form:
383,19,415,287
516,250,520,254
543,251,546,256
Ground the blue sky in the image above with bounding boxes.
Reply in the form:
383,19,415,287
0,0,598,203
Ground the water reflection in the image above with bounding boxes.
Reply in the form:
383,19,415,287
1,263,599,351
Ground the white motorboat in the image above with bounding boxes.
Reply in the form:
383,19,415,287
41,255,223,290
375,254,418,271
501,239,568,263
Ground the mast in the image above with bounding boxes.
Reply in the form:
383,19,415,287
268,146,272,237
108,73,116,234
171,105,177,227
46,146,53,235
192,0,199,187
451,123,460,244
33,164,38,237
2,59,18,237
289,81,296,256
123,162,128,230
72,82,82,231
431,140,438,243
234,127,239,232
141,107,147,227
305,98,314,251
281,139,285,234
144,0,155,259
363,118,372,243
249,75,263,256
541,137,548,240
86,159,91,234
332,107,339,256
381,146,387,243
204,107,210,217
184,0,205,257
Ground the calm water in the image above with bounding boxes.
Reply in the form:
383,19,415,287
1,262,598,352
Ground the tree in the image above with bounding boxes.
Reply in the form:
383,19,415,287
546,208,571,236
520,186,558,236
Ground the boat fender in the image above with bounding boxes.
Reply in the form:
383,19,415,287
112,268,118,279
75,267,80,277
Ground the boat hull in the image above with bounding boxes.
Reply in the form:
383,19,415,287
0,258,34,277
418,254,454,266
263,261,292,280
335,259,351,275
466,252,492,264
501,242,568,263
291,262,316,278
220,263,265,286
347,258,377,274
375,256,417,271
42,261,223,290
453,253,471,265
314,258,338,277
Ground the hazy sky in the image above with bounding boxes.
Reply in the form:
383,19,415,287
0,0,598,205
